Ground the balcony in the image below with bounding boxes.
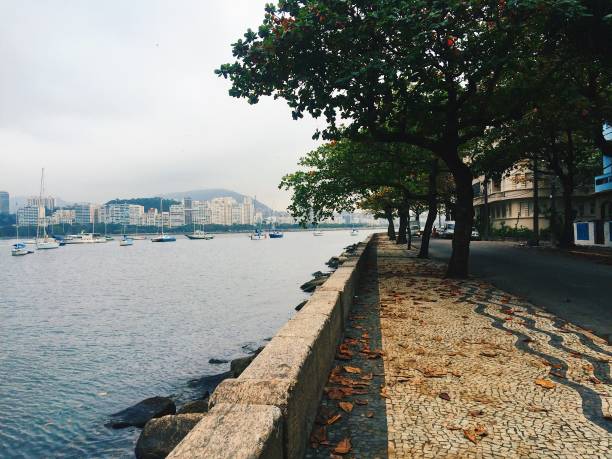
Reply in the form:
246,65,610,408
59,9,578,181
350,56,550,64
595,173,612,194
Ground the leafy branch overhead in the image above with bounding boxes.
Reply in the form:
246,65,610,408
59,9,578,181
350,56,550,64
279,140,433,224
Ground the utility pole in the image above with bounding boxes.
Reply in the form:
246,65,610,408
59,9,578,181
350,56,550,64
532,158,540,246
483,176,489,241
550,178,556,246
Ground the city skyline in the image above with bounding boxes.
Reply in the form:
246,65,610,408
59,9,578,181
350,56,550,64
0,1,323,209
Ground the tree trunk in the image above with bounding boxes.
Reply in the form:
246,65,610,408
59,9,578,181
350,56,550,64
397,209,407,244
418,159,439,259
444,158,474,278
385,208,396,240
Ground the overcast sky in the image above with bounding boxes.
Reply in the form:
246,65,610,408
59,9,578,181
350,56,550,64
0,1,323,210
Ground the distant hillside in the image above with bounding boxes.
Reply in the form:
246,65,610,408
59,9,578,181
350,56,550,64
163,189,273,214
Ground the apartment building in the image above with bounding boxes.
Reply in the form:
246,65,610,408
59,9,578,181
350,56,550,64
17,206,44,226
0,191,9,214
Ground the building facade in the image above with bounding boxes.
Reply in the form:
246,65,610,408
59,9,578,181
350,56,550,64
17,206,44,226
0,191,9,214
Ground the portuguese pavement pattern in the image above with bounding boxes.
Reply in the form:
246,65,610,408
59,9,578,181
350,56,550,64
306,236,611,459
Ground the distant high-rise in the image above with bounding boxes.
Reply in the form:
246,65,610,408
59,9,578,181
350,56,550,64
0,191,9,214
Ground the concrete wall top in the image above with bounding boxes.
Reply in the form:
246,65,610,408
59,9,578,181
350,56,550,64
169,234,375,459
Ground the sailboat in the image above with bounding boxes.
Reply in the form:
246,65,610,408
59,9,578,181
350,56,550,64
119,224,134,246
35,168,60,250
12,223,34,256
268,222,283,238
151,198,176,242
350,227,359,236
185,221,213,240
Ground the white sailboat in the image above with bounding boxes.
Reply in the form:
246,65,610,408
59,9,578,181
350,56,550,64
12,223,33,256
119,224,134,246
151,198,176,242
35,168,60,250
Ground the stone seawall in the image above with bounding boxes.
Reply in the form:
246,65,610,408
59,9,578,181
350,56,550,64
167,235,375,459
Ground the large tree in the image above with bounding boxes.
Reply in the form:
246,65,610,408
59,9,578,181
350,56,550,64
217,0,609,275
217,0,534,277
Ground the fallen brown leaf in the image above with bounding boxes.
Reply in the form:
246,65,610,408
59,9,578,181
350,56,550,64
338,401,353,413
469,410,484,417
366,411,374,418
344,366,361,374
480,351,498,358
439,392,451,401
325,413,342,425
535,378,556,389
333,438,352,455
354,399,368,405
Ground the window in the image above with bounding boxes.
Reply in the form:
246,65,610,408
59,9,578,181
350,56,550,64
578,204,584,217
520,201,530,217
492,180,501,192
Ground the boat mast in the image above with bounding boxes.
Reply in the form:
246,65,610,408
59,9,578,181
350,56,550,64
38,168,45,240
160,197,164,235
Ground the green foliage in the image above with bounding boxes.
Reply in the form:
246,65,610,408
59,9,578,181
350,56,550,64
279,140,431,224
490,222,534,240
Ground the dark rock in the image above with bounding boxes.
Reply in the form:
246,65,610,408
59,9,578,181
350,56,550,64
311,270,328,278
300,275,329,292
295,300,308,311
178,399,209,414
208,358,229,364
230,346,265,378
186,371,232,395
135,413,205,459
325,257,340,269
107,396,176,429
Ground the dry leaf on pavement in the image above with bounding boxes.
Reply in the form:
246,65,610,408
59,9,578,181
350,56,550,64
439,392,451,401
325,413,342,425
338,402,353,413
344,366,362,374
333,438,352,455
535,378,556,389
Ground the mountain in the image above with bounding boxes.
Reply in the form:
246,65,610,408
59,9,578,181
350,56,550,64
162,189,273,214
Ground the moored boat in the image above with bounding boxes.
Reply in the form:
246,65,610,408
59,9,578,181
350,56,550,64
313,230,324,236
151,198,176,243
11,242,33,256
269,230,283,238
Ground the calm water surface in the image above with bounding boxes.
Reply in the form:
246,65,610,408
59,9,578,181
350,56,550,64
0,230,375,458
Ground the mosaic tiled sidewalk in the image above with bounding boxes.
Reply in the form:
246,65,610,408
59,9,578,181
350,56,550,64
307,236,611,458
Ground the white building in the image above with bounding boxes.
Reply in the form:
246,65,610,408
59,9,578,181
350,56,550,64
50,209,75,225
17,205,44,226
192,201,212,225
26,196,56,210
169,204,185,227
73,203,94,224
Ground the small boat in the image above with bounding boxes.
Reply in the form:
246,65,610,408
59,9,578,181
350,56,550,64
269,230,283,239
63,233,107,244
151,234,176,243
250,229,265,240
35,168,61,250
36,237,60,250
151,198,176,243
119,236,134,246
131,235,147,240
11,242,33,256
350,228,359,236
185,225,214,240
313,230,324,236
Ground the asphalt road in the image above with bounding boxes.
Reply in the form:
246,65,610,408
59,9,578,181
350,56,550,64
420,239,612,341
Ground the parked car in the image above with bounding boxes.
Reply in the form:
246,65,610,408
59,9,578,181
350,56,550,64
441,221,455,239
410,224,421,237
471,228,481,240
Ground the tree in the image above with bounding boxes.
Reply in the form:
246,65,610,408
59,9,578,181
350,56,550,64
279,140,432,246
217,0,538,277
